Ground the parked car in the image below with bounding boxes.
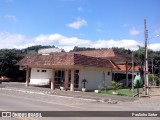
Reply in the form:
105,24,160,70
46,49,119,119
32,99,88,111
0,76,13,82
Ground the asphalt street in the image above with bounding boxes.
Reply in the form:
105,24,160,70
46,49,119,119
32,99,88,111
0,82,160,120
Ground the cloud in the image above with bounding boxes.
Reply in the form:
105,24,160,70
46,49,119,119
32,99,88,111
92,39,141,50
129,27,140,35
67,18,88,29
4,15,17,21
35,33,66,43
149,43,160,51
0,32,26,49
77,7,83,12
96,28,105,33
34,33,91,47
1,32,160,51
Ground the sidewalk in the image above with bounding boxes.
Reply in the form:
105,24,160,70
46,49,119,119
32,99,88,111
0,82,136,104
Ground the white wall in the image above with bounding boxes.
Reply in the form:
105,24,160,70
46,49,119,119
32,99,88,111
30,68,52,79
78,67,112,90
29,67,112,89
30,68,52,85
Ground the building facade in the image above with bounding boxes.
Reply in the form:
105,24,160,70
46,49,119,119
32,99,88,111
17,52,113,91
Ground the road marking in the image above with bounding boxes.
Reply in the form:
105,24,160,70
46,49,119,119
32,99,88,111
0,93,86,110
1,87,98,102
2,88,138,111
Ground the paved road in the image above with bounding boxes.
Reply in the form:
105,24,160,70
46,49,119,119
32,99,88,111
0,82,160,120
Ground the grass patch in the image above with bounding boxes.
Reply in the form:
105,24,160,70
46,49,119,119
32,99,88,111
100,88,143,97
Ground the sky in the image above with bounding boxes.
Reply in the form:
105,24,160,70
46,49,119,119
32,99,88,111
0,0,160,51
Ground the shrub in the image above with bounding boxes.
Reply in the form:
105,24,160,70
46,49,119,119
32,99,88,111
111,81,122,92
148,74,160,86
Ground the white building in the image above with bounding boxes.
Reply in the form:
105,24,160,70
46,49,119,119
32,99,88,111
17,52,113,91
38,47,62,55
17,49,137,90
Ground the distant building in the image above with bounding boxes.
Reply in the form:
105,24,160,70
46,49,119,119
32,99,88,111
38,47,62,55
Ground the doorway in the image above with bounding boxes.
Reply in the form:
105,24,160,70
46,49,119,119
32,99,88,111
68,70,79,88
55,70,64,87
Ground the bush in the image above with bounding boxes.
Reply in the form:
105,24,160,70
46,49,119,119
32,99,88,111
111,81,122,92
148,74,160,86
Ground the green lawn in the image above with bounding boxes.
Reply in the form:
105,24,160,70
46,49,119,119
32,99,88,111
99,88,143,97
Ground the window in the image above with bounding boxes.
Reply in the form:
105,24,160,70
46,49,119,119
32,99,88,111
42,70,47,72
74,70,79,88
108,72,110,76
55,70,64,85
37,70,40,72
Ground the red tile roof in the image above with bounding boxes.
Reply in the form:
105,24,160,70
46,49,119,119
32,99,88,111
73,49,137,63
16,53,74,66
74,54,112,68
16,53,113,68
109,60,121,70
115,65,142,72
73,49,116,58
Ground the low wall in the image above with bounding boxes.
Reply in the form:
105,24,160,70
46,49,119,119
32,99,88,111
149,86,160,96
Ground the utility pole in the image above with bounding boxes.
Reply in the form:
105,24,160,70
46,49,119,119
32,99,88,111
144,19,149,95
132,52,134,92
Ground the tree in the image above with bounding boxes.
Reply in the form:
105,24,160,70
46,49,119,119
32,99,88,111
22,45,55,53
71,46,96,52
0,45,65,80
148,74,160,86
112,47,132,55
0,49,24,77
